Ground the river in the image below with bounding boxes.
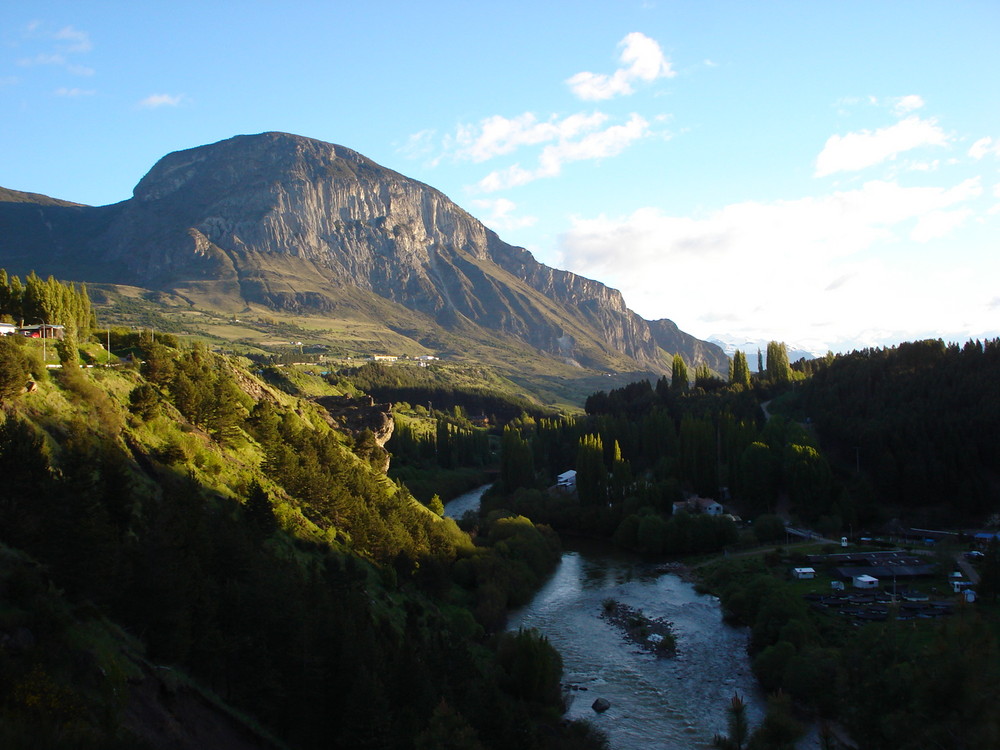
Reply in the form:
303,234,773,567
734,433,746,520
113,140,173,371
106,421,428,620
444,485,767,749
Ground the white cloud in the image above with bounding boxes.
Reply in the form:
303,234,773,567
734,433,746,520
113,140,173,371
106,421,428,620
969,136,1000,160
556,178,986,350
452,112,609,163
18,53,66,67
54,87,95,97
567,32,675,101
475,113,650,191
470,198,538,231
15,23,94,77
892,94,925,115
815,116,950,177
910,209,974,242
53,25,92,53
138,93,183,109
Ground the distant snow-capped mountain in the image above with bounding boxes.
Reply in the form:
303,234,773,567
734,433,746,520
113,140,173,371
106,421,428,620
707,335,822,371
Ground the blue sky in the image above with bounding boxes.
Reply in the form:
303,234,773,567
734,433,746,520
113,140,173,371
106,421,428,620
3,1,998,354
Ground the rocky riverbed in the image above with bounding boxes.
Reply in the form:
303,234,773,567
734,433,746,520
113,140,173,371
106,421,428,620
601,599,677,656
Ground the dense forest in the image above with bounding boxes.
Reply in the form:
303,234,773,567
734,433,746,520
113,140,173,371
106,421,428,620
486,338,1000,748
487,342,837,554
795,338,1000,522
0,276,607,749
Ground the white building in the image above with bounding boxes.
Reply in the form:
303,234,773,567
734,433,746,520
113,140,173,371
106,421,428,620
556,470,577,491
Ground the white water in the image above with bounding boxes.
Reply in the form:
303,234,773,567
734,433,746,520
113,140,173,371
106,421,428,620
445,485,769,749
508,541,766,749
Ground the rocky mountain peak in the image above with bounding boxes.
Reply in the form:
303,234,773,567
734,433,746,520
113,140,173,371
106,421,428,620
0,132,729,376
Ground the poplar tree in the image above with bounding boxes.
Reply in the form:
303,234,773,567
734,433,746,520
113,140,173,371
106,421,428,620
731,350,751,388
765,341,792,384
576,433,607,506
671,354,689,394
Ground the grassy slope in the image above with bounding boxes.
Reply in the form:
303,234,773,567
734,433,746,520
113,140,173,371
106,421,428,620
88,279,657,413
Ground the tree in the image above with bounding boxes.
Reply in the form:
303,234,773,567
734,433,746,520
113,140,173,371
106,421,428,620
765,342,791,385
500,427,535,493
244,480,277,538
415,699,486,750
978,536,1000,602
731,350,752,389
713,693,749,750
784,444,832,522
575,433,607,506
0,336,29,402
128,383,160,421
671,354,689,394
747,692,803,750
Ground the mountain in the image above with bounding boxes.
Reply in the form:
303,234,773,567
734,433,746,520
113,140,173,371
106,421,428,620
707,334,820,371
0,132,727,376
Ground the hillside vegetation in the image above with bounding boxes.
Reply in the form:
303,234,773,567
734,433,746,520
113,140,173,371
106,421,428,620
0,281,607,749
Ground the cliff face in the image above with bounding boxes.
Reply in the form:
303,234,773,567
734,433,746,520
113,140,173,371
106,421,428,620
0,132,728,374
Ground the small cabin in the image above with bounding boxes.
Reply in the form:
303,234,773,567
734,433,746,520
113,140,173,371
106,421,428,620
792,567,816,580
853,574,879,589
18,324,65,340
556,470,577,491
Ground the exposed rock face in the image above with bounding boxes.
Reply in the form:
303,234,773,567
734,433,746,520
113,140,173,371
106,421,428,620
313,395,394,448
0,132,728,374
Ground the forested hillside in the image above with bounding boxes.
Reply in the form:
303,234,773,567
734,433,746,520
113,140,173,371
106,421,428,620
795,338,1000,521
0,276,606,749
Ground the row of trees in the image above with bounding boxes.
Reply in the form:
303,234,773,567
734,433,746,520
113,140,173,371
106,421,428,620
0,268,95,341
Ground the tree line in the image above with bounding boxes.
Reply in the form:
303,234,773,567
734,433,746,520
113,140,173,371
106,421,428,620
0,268,95,341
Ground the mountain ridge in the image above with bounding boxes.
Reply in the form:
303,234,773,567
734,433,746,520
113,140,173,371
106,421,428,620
0,131,728,377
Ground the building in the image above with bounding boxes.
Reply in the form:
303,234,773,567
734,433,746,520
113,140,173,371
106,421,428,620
19,324,65,340
792,567,816,580
556,470,577,491
673,496,724,515
853,574,879,589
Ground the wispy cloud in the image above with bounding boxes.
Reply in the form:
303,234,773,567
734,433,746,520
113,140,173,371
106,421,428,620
17,53,66,67
17,23,93,73
475,113,651,191
55,87,95,97
138,93,184,109
815,116,950,177
891,94,925,115
969,136,1000,160
566,32,675,101
470,198,538,231
450,112,609,163
53,25,92,54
